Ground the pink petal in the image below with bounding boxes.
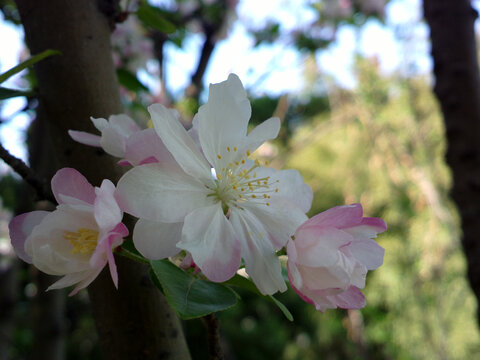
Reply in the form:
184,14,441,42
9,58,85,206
301,203,363,230
9,211,49,263
68,130,101,147
51,168,96,205
331,286,366,309
123,129,179,168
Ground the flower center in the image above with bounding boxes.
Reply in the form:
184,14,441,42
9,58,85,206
64,228,99,255
208,147,280,210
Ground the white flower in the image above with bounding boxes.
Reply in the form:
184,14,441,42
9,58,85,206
9,168,128,295
116,74,312,295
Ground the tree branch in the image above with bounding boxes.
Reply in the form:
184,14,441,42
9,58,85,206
203,314,224,360
0,141,55,203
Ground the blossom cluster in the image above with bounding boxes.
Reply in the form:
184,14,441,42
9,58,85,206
9,74,385,312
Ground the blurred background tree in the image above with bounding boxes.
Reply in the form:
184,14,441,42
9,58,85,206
1,0,480,359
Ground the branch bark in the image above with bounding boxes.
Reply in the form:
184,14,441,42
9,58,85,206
423,0,480,322
14,0,191,358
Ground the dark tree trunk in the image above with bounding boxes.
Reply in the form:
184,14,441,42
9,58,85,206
13,0,191,358
423,0,480,323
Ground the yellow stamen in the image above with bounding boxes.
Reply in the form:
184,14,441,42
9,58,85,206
64,228,99,255
217,154,222,159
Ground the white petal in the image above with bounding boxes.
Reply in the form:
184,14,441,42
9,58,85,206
9,211,49,263
47,269,96,291
116,163,212,223
133,219,183,259
197,74,251,167
230,208,287,295
242,117,280,154
108,114,141,136
149,103,212,180
68,130,102,147
348,239,385,270
94,179,122,230
100,126,127,157
243,200,307,249
90,117,108,131
178,204,241,282
255,167,313,213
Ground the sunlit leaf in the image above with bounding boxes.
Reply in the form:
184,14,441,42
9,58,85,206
116,69,149,92
136,5,176,34
0,49,61,84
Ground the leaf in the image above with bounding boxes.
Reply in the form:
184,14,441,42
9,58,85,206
150,259,238,319
136,5,176,34
268,295,294,321
116,69,149,92
0,87,33,100
0,49,61,84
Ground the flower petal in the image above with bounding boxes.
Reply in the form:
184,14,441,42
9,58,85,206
302,203,363,229
230,208,287,295
254,167,313,214
294,227,352,266
123,128,180,168
243,199,307,249
178,204,241,282
348,239,385,270
149,103,212,180
9,211,49,263
344,217,387,239
91,117,108,131
51,168,96,205
116,163,212,223
133,219,183,259
68,130,101,147
330,286,366,310
242,117,281,154
197,74,251,167
94,179,122,230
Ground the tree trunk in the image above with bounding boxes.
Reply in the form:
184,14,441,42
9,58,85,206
423,0,480,323
14,0,191,358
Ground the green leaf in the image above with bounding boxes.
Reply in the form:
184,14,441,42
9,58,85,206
268,295,293,321
0,49,61,84
225,274,294,321
136,5,176,34
0,87,33,100
116,69,149,92
150,259,238,319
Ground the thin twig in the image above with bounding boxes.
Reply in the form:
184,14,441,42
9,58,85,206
203,313,224,360
0,141,55,203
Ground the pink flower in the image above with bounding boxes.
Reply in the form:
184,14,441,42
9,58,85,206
69,113,179,167
287,203,386,312
8,168,128,295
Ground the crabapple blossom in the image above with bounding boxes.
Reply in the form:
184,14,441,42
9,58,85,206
116,74,313,295
68,114,141,159
9,168,128,295
69,112,180,167
287,203,386,312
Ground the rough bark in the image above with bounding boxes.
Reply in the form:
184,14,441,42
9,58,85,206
423,0,480,322
14,0,191,358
